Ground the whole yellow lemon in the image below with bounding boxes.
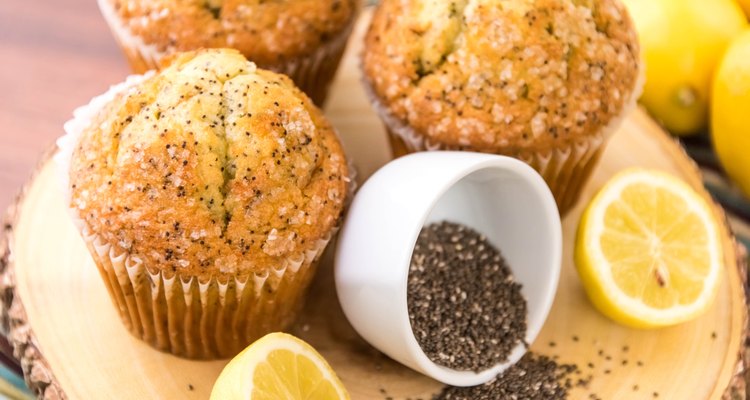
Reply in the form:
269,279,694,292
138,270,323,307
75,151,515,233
712,30,750,198
623,0,747,135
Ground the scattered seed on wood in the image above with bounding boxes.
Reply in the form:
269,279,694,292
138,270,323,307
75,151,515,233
431,352,581,400
408,221,527,372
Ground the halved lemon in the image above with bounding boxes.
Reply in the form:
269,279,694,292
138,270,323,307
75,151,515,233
575,169,723,328
210,333,350,400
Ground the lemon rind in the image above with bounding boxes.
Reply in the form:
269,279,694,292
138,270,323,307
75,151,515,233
581,168,723,327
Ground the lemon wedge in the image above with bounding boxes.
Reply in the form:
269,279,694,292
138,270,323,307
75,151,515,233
210,333,350,400
575,169,723,328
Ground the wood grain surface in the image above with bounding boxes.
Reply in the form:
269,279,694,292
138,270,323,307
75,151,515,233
2,104,747,400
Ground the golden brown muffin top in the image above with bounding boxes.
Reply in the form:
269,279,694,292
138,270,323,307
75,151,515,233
362,0,641,153
69,49,349,278
107,0,358,65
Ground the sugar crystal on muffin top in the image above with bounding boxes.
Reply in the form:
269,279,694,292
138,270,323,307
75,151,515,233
68,49,349,277
108,0,358,64
363,0,641,153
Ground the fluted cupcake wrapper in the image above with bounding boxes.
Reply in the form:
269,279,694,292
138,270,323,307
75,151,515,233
362,71,639,215
385,127,605,215
54,72,350,359
75,222,331,359
96,0,358,106
263,13,357,106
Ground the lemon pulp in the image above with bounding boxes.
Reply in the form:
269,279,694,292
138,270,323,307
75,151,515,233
575,169,723,328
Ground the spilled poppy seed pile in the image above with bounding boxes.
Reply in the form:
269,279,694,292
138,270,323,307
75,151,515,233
407,221,527,372
432,352,582,400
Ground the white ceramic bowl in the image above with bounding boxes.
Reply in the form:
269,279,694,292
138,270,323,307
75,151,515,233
334,151,562,387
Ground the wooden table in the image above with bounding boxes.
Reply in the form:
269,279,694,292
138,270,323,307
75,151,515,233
0,0,129,213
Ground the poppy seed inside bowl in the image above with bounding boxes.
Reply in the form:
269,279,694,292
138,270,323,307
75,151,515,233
407,221,528,372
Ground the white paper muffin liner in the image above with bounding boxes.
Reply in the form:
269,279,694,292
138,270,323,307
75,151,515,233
96,0,357,105
362,63,644,215
54,73,344,359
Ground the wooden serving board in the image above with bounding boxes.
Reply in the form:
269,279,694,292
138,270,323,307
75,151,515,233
1,10,748,400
